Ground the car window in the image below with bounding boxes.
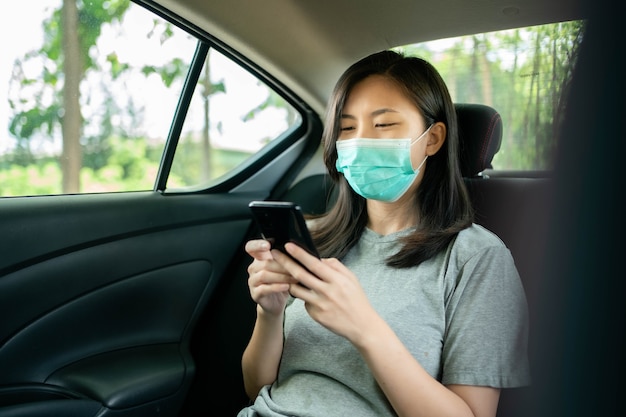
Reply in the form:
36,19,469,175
397,21,584,171
0,0,300,197
166,49,301,191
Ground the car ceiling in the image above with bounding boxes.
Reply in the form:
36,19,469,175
153,0,585,116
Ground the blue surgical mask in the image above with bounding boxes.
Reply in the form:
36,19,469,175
335,125,432,202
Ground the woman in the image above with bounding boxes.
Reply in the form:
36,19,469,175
239,50,530,417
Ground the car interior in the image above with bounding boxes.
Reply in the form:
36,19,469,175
0,0,623,416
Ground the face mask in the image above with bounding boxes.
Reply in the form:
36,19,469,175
335,125,432,202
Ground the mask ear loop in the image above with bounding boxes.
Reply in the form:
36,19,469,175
410,124,433,172
413,155,428,172
409,124,434,146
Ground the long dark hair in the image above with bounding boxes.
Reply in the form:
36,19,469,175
310,50,473,268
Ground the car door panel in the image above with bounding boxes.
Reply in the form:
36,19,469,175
47,344,187,409
0,399,101,417
0,191,264,416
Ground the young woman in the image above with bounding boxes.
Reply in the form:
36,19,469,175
238,50,530,417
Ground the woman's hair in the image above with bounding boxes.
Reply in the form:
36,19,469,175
310,50,473,268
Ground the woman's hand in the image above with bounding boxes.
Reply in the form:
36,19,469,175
271,242,377,344
245,239,297,316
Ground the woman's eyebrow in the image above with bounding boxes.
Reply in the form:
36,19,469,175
371,108,399,116
341,108,399,119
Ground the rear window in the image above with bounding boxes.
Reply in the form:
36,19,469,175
397,21,584,171
0,0,300,197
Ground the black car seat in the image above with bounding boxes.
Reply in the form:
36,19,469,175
455,103,550,417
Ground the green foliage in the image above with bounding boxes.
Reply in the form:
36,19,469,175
9,0,131,143
397,20,585,170
0,130,255,196
242,88,285,121
107,52,130,79
141,58,188,87
9,105,61,141
0,162,62,196
169,135,252,188
80,135,177,192
140,19,188,87
0,137,170,196
76,0,130,69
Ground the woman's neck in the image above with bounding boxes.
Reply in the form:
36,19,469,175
366,198,419,236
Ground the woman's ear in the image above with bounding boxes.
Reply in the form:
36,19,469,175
426,122,446,156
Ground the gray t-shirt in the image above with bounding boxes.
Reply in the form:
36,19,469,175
239,224,531,417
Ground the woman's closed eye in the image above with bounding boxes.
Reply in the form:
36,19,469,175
375,122,398,128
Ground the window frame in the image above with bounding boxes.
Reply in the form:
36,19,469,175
138,0,320,196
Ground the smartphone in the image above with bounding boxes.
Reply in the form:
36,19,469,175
248,201,320,258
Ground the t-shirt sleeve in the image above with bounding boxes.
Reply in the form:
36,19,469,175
441,245,531,388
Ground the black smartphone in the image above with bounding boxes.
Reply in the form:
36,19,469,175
248,201,320,258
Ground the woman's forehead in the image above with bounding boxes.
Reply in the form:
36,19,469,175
342,76,419,116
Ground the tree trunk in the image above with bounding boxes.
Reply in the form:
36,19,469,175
468,36,480,102
532,33,542,168
478,39,493,107
447,44,460,102
201,57,212,180
61,0,82,193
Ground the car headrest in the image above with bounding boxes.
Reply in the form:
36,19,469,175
455,103,502,177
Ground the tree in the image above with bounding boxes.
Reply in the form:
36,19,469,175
61,0,81,193
9,0,130,193
199,54,225,180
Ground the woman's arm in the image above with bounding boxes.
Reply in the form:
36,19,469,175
241,239,295,399
241,305,285,399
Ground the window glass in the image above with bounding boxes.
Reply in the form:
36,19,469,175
1,0,301,197
166,49,302,191
0,0,196,197
397,21,584,171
